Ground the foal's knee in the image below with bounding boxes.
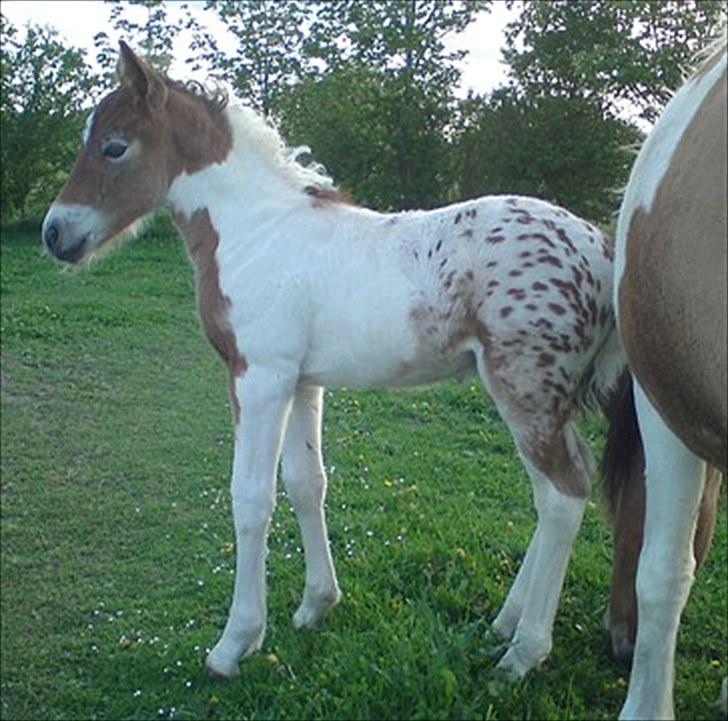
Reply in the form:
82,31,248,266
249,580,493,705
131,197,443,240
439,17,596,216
282,464,326,509
231,492,276,534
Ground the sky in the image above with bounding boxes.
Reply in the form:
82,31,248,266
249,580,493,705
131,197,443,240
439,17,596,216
1,0,518,98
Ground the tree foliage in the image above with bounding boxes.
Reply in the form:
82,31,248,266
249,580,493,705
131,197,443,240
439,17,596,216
1,1,725,225
94,0,192,89
187,0,311,116
277,0,489,210
1,17,95,222
456,88,641,223
502,0,726,122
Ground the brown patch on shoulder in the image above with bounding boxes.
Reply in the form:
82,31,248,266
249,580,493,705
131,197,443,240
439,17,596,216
173,207,247,424
619,66,727,470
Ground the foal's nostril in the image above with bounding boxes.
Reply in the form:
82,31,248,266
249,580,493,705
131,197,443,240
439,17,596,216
44,223,60,251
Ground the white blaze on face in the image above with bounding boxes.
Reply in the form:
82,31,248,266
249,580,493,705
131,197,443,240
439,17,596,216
82,111,95,147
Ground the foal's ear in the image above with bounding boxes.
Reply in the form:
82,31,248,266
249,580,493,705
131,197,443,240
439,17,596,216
117,40,167,111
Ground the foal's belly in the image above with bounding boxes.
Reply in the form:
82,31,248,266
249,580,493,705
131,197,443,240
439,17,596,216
299,334,476,390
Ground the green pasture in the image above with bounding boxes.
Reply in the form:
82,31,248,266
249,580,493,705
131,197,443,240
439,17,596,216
1,227,725,720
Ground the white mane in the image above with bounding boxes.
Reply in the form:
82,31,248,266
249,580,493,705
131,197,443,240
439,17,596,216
225,101,336,194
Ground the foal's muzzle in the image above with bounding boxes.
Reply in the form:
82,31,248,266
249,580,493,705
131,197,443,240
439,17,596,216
42,203,102,264
44,221,88,263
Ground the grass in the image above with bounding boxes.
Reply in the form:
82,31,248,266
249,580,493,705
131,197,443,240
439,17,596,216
1,227,725,721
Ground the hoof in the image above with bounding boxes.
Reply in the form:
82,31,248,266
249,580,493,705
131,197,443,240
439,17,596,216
608,622,634,668
293,588,341,629
206,664,237,682
205,659,239,681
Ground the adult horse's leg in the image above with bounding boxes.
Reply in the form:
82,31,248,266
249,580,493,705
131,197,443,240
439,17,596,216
619,381,705,720
607,462,722,666
206,367,295,678
280,385,341,628
603,374,723,667
494,421,593,678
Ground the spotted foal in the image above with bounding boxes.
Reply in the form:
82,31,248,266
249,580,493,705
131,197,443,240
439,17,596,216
42,43,623,681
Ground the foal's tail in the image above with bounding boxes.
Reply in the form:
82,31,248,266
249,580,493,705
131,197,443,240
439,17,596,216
575,318,625,413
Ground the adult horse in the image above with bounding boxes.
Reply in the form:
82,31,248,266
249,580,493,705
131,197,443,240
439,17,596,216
42,42,622,681
603,38,726,719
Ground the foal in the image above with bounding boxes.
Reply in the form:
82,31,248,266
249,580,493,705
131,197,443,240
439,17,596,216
42,42,622,681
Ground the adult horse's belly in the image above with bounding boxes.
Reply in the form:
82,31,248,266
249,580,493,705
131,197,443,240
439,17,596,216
618,68,727,472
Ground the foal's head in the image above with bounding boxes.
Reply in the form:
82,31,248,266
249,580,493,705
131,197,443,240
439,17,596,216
42,41,230,263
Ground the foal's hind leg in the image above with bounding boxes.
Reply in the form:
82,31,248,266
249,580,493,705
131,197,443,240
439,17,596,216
280,385,341,628
495,421,593,678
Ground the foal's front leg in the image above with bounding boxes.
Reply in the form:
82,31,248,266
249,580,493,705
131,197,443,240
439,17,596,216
280,385,341,628
206,367,294,679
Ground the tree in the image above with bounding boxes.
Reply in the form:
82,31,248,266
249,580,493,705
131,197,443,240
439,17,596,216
188,0,311,116
455,87,641,223
503,0,726,123
1,17,95,222
277,0,490,210
94,0,191,90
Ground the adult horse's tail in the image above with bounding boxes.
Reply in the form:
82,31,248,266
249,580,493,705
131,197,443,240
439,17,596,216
601,371,723,664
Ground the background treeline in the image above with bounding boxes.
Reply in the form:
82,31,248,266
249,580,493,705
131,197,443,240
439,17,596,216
1,0,725,226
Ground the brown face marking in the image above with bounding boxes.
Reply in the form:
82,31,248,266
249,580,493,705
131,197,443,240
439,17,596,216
173,207,247,423
55,46,232,257
619,66,727,469
547,302,566,316
500,306,513,318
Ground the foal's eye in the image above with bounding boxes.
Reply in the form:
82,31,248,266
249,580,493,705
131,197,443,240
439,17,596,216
102,140,128,159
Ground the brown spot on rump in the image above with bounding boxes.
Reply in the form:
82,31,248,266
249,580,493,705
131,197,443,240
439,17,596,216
538,352,556,367
454,212,462,224
532,281,548,292
555,227,577,254
620,79,728,469
173,207,247,424
510,208,535,224
487,235,506,244
461,228,474,238
547,302,567,316
539,256,563,269
500,306,513,318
